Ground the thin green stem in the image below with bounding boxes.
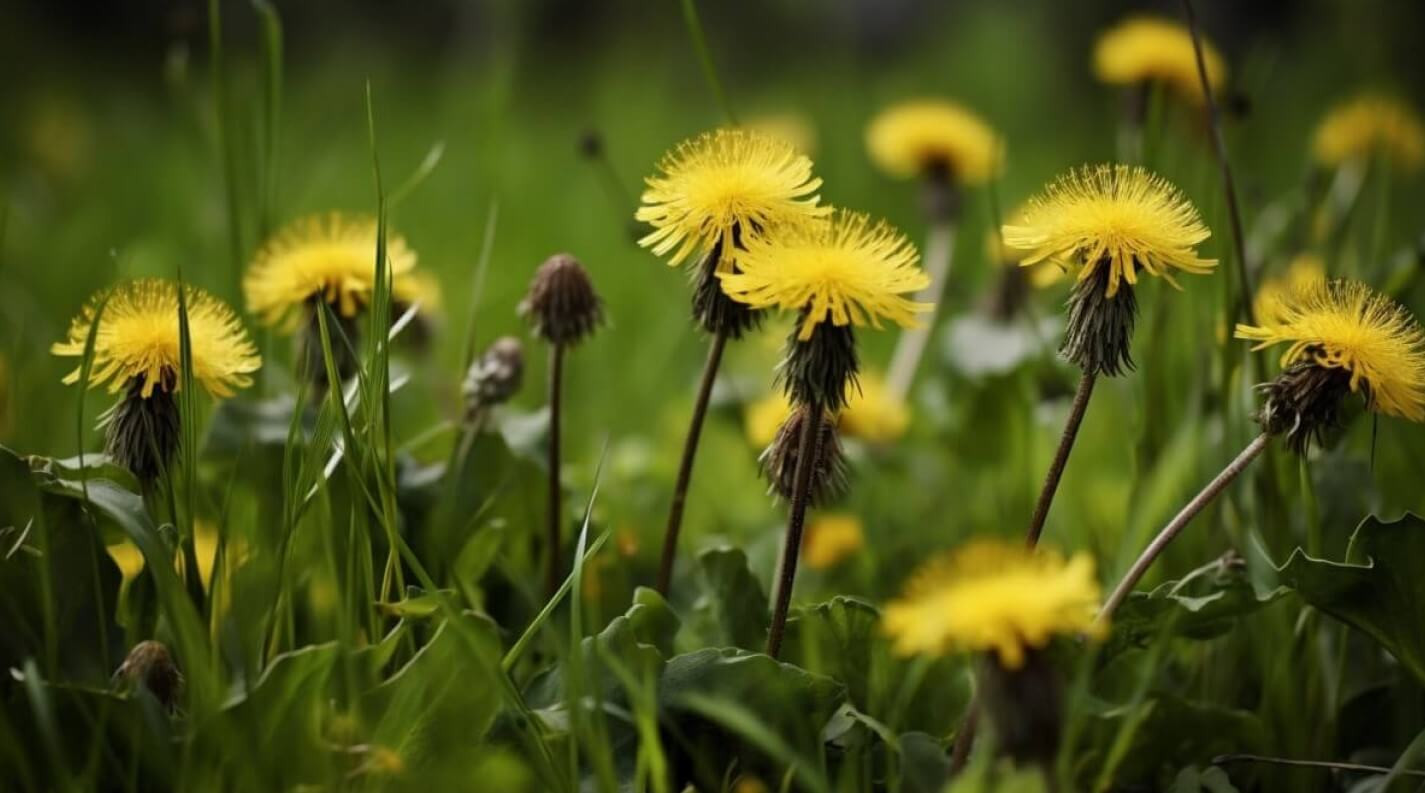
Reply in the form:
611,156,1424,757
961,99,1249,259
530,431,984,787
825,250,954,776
656,328,728,595
545,343,566,598
1025,371,1097,547
679,0,736,124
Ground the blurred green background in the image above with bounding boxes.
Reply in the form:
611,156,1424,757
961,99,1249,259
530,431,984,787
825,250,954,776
3,0,1425,588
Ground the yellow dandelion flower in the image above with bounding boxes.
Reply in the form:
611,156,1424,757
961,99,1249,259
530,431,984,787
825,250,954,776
106,541,146,584
636,128,829,270
1003,164,1215,298
1252,253,1326,326
244,213,418,329
803,513,865,570
839,371,910,443
1235,279,1425,421
865,99,1002,183
52,279,261,398
744,391,792,448
719,209,931,340
1312,95,1425,173
1093,17,1226,104
882,540,1105,669
989,205,1064,289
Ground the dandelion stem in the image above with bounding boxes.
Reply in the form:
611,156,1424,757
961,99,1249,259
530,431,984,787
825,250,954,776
1025,371,1097,547
1212,753,1425,778
656,328,728,595
948,702,981,774
765,406,821,659
679,0,737,125
1180,0,1255,326
887,208,957,401
545,343,566,598
1098,432,1270,621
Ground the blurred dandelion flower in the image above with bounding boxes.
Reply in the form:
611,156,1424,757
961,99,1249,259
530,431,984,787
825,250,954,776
747,112,819,156
1093,17,1226,104
744,369,908,447
1252,253,1326,326
882,540,1105,668
803,513,864,570
53,279,261,398
865,99,1001,184
721,209,930,341
1312,95,1425,173
744,391,792,448
244,213,418,329
1236,280,1425,444
392,269,443,315
636,128,828,271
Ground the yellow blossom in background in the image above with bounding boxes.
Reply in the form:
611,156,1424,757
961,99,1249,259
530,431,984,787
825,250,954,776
392,269,444,315
988,205,1065,289
106,541,146,585
1252,253,1326,326
244,213,419,329
1312,95,1425,173
744,369,910,446
25,98,93,179
105,519,235,593
865,99,1001,183
1093,17,1226,104
803,513,865,570
882,540,1105,668
1236,279,1425,421
1003,164,1215,297
52,279,261,398
746,112,818,156
720,209,931,339
636,128,829,270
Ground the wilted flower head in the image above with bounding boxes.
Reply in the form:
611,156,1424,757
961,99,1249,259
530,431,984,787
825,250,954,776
636,128,828,271
882,540,1105,669
760,404,847,507
114,640,183,712
1236,279,1425,449
521,253,604,347
1093,16,1226,104
865,99,1002,184
244,213,419,330
1312,95,1425,173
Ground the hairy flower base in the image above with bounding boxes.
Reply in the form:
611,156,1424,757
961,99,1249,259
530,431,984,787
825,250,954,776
977,649,1064,771
104,376,180,483
300,304,362,391
1259,359,1355,454
780,321,859,412
760,405,847,507
1062,264,1138,376
691,241,762,338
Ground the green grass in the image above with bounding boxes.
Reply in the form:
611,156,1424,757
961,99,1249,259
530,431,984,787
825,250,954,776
3,1,1425,791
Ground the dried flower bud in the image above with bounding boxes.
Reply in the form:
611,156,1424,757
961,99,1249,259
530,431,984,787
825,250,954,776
779,320,860,412
114,640,183,712
104,373,180,483
977,648,1064,773
1257,357,1354,453
760,405,847,506
1061,262,1137,377
463,336,525,419
520,253,604,347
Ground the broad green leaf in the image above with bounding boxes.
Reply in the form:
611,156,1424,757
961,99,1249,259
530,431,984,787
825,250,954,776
686,546,768,651
1278,513,1425,682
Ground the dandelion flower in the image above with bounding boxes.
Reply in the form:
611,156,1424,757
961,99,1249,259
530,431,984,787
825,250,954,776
803,513,864,570
244,213,418,330
1093,17,1226,105
865,99,1002,184
744,391,792,448
721,209,931,341
882,540,1105,669
1005,164,1215,297
1252,253,1326,326
636,128,828,271
392,270,443,315
1236,279,1425,433
747,112,819,157
1312,95,1425,173
53,279,260,398
839,371,910,443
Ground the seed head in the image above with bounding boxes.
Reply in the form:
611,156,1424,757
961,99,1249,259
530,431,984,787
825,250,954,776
520,253,604,347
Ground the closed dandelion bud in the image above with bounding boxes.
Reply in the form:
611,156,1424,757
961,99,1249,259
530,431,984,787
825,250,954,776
520,253,604,347
1236,279,1425,453
977,648,1065,772
462,336,525,419
114,640,183,712
759,405,846,506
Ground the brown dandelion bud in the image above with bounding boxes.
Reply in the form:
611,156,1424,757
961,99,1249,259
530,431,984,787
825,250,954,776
976,647,1064,773
1061,262,1137,377
1257,357,1355,453
520,253,604,347
105,373,181,483
114,640,183,712
760,405,847,506
462,336,525,420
